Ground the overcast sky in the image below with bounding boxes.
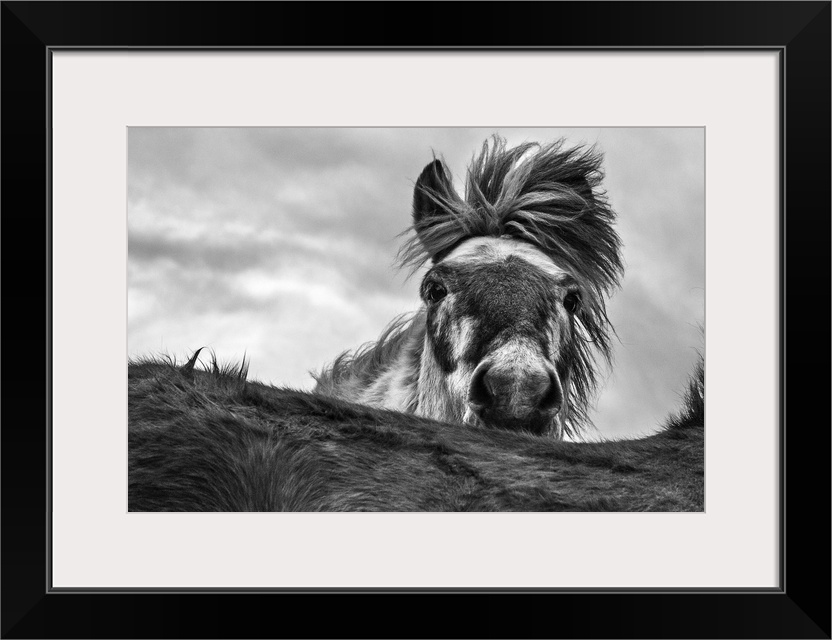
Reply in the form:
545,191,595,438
128,127,704,440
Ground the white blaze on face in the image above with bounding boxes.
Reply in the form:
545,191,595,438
443,236,569,280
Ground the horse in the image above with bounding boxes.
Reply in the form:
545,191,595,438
314,136,622,440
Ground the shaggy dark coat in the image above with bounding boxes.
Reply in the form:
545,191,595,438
129,357,704,512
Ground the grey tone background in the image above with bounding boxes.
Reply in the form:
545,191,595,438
128,127,704,439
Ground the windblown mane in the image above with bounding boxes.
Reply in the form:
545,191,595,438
313,313,423,399
399,136,624,430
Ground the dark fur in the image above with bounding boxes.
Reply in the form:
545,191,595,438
129,356,703,512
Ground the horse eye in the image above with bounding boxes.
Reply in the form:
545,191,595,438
563,292,581,314
425,281,447,304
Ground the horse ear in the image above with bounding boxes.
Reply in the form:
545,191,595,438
412,159,455,229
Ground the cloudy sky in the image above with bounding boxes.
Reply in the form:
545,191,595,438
128,128,704,440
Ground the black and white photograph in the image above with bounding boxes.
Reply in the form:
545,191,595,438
3,0,826,633
127,127,704,512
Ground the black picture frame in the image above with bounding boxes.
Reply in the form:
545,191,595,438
2,2,829,638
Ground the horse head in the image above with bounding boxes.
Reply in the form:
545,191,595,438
403,137,623,438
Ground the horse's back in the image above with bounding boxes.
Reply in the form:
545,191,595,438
128,361,703,512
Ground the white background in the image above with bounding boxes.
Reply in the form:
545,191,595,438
51,52,779,588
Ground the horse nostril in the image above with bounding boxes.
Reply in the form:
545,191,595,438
537,369,562,413
469,364,494,408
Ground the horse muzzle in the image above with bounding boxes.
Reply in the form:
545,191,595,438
466,358,563,435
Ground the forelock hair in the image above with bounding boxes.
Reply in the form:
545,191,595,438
398,135,625,434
